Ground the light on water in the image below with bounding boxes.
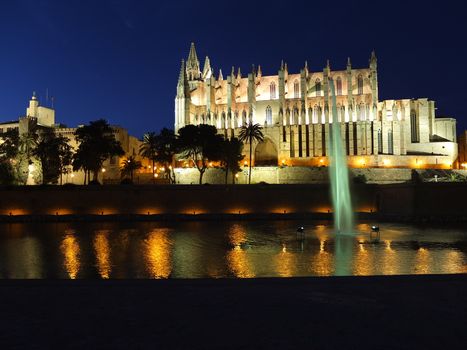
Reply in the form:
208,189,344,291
0,221,466,278
328,79,353,234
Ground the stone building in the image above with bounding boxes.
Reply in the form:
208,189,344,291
175,43,457,169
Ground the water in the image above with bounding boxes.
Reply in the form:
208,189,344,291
328,79,353,234
0,221,466,279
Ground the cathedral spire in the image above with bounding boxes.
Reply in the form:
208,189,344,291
231,66,235,78
280,60,284,70
186,42,201,80
202,56,212,80
177,59,189,97
370,50,377,69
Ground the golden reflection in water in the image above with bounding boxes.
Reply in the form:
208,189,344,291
145,229,172,279
226,224,255,278
381,240,399,275
353,241,372,276
275,244,297,277
310,240,333,276
60,232,80,279
93,230,111,279
414,247,430,274
442,250,465,274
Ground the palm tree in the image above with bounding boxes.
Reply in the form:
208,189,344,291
139,132,158,183
19,129,38,161
238,122,264,184
120,156,142,182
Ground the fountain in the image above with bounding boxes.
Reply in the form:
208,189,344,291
328,78,354,234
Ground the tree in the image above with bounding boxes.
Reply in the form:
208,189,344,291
33,129,57,184
56,136,73,185
0,162,15,185
238,122,264,184
74,119,124,183
0,129,20,185
120,155,142,182
32,129,73,185
220,137,244,184
154,128,178,184
139,132,158,183
0,129,19,161
178,124,223,184
18,128,38,162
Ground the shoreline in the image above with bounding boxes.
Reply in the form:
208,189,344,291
1,211,466,223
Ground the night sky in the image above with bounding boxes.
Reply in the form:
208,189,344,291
1,0,466,138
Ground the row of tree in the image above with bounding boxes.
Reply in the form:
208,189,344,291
0,118,265,185
139,122,264,184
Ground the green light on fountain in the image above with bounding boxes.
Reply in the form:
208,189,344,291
328,78,354,235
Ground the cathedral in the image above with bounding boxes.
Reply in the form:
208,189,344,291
175,43,457,169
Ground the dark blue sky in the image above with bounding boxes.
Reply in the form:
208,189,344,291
1,0,466,138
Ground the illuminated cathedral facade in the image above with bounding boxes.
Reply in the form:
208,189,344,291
175,43,457,168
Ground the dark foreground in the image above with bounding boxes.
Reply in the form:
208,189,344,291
1,275,466,349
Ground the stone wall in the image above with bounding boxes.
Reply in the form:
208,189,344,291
173,166,415,185
0,183,466,221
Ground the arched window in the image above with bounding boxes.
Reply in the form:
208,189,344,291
266,106,272,125
336,77,342,96
294,80,300,98
315,79,321,97
410,110,419,143
357,74,363,95
270,82,276,99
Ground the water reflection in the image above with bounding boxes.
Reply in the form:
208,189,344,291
354,241,373,276
309,240,333,276
61,231,80,279
144,229,172,278
0,221,466,278
94,230,111,279
414,247,430,274
226,224,255,278
275,245,297,277
334,235,353,276
4,237,43,278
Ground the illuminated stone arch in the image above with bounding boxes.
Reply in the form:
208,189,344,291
254,137,278,166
